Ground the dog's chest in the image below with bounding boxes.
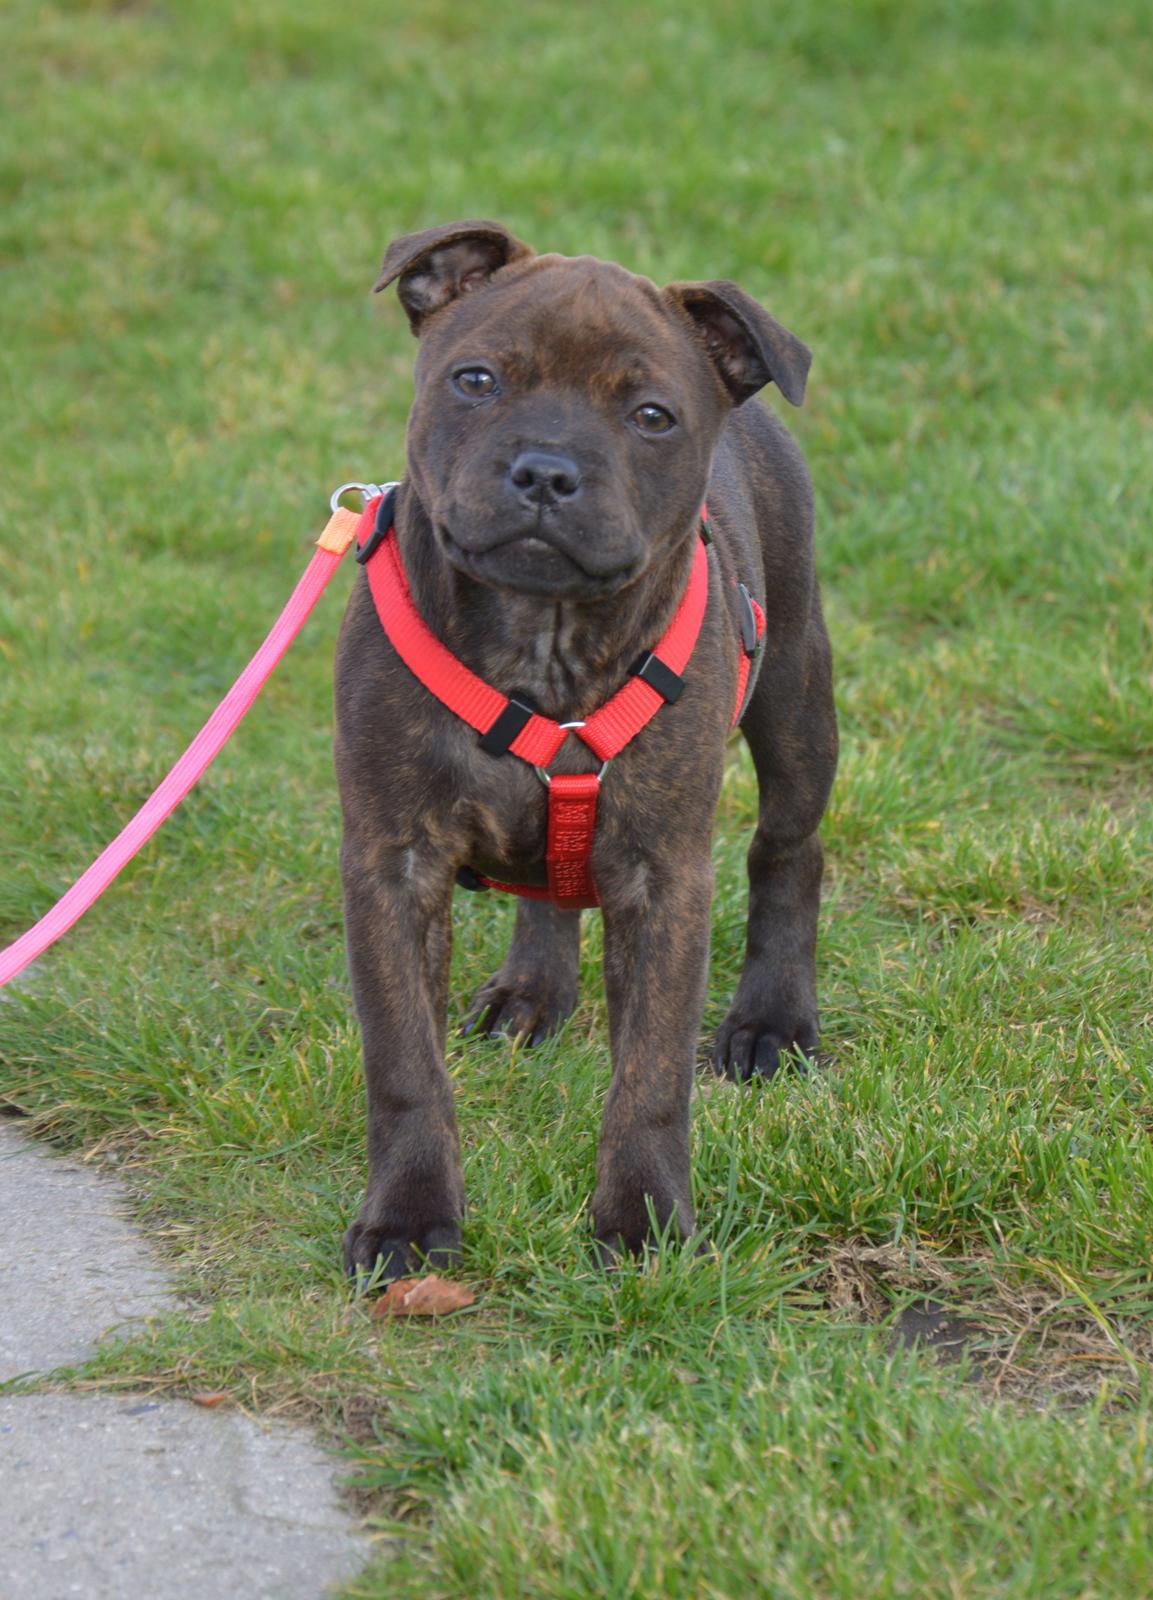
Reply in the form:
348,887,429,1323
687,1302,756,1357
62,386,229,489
447,723,603,889
473,603,604,719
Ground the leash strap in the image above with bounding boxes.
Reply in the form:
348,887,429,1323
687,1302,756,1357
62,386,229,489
0,505,364,990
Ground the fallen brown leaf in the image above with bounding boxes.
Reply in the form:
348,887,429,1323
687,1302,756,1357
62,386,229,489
371,1274,476,1319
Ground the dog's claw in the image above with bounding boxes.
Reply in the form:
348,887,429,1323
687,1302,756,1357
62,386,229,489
713,1018,818,1084
343,1223,461,1290
461,976,576,1045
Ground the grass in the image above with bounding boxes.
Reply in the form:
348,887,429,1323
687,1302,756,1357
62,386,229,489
2,0,1152,1594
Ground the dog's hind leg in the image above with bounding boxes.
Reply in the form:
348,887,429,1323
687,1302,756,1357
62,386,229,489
462,900,581,1044
713,604,838,1083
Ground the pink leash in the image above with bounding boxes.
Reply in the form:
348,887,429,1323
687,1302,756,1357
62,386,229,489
0,490,379,990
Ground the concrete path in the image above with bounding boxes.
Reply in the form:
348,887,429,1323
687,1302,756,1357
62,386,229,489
0,1125,177,1380
0,1122,372,1599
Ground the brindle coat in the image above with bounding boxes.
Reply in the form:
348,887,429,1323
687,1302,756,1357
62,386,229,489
334,221,838,1278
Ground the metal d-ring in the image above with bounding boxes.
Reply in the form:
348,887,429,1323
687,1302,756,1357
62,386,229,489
533,723,611,790
329,480,399,514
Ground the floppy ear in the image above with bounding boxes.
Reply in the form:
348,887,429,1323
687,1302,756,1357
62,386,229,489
665,279,811,406
373,219,534,334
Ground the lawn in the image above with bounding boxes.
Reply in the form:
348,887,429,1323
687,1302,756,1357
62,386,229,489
2,0,1152,1594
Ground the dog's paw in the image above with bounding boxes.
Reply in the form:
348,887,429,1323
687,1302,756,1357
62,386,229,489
461,970,577,1045
712,1011,819,1083
343,1221,461,1289
590,1175,695,1263
592,1226,708,1270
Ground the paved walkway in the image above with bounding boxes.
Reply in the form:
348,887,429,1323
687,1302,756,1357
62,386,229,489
0,1122,371,1599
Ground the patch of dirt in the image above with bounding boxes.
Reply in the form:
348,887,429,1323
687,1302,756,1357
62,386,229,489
890,1298,987,1363
815,1241,1153,1407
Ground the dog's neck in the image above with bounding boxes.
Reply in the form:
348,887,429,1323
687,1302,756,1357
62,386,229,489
394,487,697,721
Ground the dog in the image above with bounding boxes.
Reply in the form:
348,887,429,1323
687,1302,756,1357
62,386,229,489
333,220,837,1280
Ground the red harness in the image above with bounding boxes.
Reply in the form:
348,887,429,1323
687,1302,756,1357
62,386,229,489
357,492,763,909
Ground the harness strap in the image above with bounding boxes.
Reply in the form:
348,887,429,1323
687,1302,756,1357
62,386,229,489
360,495,763,912
368,530,569,766
580,540,709,761
545,773,601,907
363,508,711,768
732,590,766,725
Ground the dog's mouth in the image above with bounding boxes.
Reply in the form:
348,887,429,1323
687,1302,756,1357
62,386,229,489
439,525,637,598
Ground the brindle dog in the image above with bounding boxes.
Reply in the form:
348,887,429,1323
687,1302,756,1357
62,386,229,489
334,220,837,1279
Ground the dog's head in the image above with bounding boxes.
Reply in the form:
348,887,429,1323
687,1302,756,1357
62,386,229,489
374,220,811,600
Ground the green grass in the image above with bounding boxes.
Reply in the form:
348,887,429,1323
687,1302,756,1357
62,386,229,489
2,0,1153,1594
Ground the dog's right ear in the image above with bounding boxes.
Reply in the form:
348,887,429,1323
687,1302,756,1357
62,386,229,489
373,220,534,334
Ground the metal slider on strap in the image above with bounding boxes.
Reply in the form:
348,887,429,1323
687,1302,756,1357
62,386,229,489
631,650,685,704
479,693,537,756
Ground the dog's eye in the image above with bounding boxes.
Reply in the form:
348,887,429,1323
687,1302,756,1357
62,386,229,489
632,403,675,435
453,367,498,399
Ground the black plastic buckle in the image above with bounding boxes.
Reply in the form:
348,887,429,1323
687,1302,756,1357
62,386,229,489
478,692,537,757
355,485,398,566
737,583,760,655
455,865,489,892
631,651,685,704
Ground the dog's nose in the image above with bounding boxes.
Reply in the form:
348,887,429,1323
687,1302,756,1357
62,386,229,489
508,451,582,503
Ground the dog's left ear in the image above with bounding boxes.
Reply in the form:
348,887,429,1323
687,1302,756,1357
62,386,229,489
373,219,534,334
666,280,811,407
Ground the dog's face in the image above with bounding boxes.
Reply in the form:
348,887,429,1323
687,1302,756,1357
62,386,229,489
375,221,811,600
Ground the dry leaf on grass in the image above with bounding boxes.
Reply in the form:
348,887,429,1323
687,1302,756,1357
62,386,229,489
371,1274,476,1319
190,1391,229,1408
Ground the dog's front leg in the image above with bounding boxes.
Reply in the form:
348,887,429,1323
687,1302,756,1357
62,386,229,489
340,839,463,1282
592,856,714,1256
